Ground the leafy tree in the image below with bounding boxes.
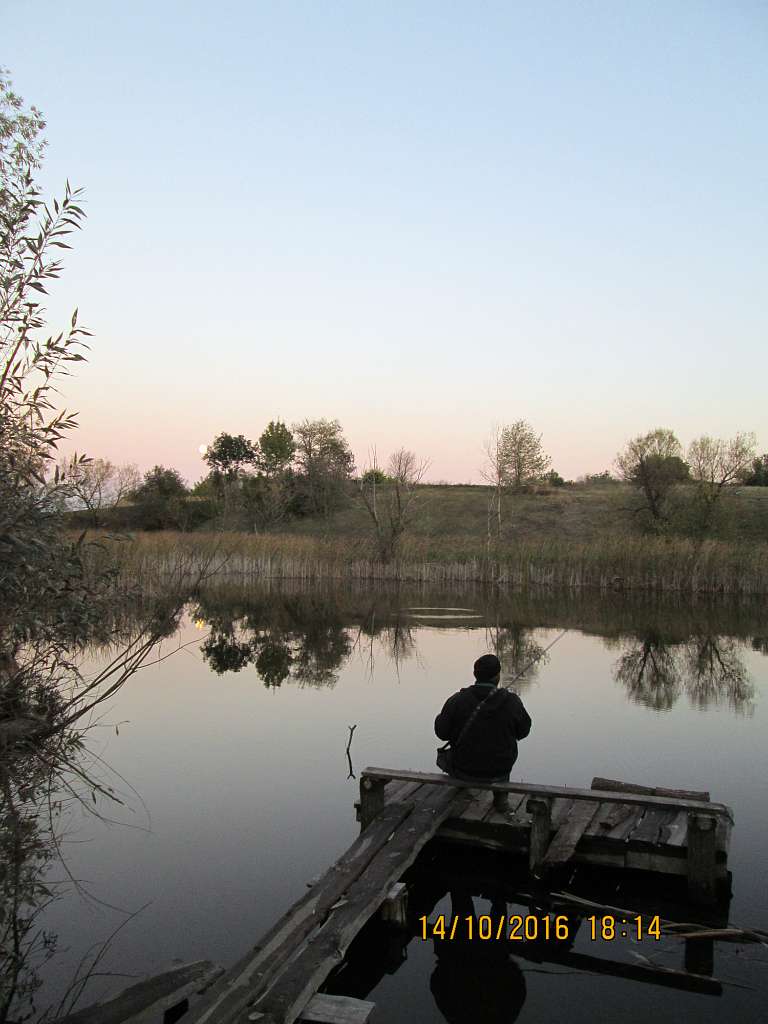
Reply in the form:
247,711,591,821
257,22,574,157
1,79,95,657
745,454,768,487
131,466,189,530
203,432,257,480
242,472,297,530
615,428,690,525
292,418,355,517
361,467,388,486
257,420,295,476
0,66,46,192
499,420,551,489
546,469,565,487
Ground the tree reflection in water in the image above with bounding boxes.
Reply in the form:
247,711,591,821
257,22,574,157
196,595,351,689
485,623,548,693
613,631,754,713
0,730,140,1024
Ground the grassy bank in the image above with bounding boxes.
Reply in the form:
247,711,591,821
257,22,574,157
91,529,768,595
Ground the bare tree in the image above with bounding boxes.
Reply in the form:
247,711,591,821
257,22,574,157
481,425,506,543
687,433,757,525
62,458,140,526
358,448,429,563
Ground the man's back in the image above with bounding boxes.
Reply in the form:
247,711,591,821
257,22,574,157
434,682,532,778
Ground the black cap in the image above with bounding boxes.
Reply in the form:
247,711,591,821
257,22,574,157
473,654,501,682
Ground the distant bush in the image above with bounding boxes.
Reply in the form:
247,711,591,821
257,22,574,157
579,471,620,486
744,455,768,487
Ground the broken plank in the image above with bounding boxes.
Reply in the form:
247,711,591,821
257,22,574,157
630,808,679,846
584,802,634,836
299,994,375,1023
543,801,599,866
661,810,689,847
60,962,224,1024
252,784,470,1024
184,800,418,1024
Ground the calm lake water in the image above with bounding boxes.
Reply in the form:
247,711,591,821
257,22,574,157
18,585,768,1022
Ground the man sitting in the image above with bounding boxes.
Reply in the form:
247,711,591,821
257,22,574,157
434,654,532,811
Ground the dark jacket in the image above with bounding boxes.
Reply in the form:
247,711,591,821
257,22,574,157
434,683,532,778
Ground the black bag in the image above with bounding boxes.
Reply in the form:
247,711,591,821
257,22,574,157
435,687,504,774
436,744,453,773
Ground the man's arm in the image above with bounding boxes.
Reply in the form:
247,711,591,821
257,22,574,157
508,692,532,739
434,693,460,741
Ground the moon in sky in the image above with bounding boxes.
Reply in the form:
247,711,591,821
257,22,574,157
198,444,208,456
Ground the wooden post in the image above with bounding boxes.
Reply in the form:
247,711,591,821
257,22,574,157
527,796,552,876
684,937,714,977
359,776,386,830
381,882,408,928
687,813,717,905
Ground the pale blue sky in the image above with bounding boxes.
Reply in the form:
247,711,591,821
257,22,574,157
5,0,767,482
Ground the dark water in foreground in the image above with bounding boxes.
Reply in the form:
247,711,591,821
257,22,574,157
13,586,768,1022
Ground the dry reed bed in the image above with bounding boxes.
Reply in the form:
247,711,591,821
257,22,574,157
87,531,768,595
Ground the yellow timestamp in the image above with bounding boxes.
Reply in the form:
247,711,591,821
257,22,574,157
419,915,573,941
418,914,663,942
588,915,662,941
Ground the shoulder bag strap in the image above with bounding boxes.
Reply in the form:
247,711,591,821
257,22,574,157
453,687,505,751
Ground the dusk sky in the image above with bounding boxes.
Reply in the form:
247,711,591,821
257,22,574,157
6,1,767,484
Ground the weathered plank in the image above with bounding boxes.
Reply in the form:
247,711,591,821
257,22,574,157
484,791,527,826
527,797,552,873
299,994,375,1023
252,784,470,1024
60,962,224,1024
362,768,732,818
550,797,575,828
459,790,494,822
543,800,600,866
584,801,634,836
591,777,711,802
184,800,419,1024
630,808,679,846
384,780,423,804
660,809,689,847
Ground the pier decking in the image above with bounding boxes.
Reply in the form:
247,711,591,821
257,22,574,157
64,769,735,1024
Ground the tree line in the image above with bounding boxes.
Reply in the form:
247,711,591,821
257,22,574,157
63,416,767,558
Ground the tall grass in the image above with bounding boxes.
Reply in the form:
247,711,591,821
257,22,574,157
87,531,768,595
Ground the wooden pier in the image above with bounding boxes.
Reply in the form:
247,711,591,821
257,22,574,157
359,768,733,906
64,768,735,1024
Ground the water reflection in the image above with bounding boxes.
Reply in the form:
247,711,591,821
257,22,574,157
612,631,754,713
189,584,763,712
195,592,352,688
430,888,527,1024
0,751,58,1022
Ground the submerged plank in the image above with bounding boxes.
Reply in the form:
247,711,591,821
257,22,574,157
299,993,375,1023
184,800,418,1024
252,785,470,1024
60,962,223,1024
